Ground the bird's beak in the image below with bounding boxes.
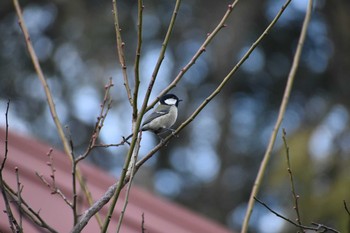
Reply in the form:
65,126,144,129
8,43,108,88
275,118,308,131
179,99,183,102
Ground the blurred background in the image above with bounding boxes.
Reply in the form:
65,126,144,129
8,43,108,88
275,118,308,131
1,0,349,232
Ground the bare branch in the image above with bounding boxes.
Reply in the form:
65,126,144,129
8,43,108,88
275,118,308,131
0,100,10,172
75,78,114,163
0,100,22,233
93,142,125,148
141,213,146,233
254,197,339,233
64,127,79,225
132,0,144,121
112,0,132,105
241,0,312,231
72,160,78,226
15,167,24,230
71,182,118,233
35,149,73,208
282,129,304,232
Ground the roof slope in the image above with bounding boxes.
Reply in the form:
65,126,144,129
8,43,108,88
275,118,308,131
0,128,232,233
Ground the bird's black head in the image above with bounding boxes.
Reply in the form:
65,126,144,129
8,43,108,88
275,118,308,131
160,94,182,107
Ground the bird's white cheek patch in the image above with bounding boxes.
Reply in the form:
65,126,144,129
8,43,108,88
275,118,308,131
165,98,177,105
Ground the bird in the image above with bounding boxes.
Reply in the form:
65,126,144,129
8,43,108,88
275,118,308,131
123,93,182,142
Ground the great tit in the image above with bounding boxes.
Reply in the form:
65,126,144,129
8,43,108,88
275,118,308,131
124,93,182,142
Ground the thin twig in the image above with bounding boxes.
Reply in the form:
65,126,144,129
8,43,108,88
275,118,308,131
15,167,24,230
0,100,10,172
36,178,73,207
141,213,146,233
66,127,79,225
75,78,114,163
47,149,57,188
241,0,312,232
72,161,78,225
132,0,144,121
35,149,73,207
0,180,21,233
112,0,132,105
93,142,125,148
0,100,22,233
282,129,304,232
254,197,339,233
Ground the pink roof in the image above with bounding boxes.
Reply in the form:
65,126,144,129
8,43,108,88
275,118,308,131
0,128,233,233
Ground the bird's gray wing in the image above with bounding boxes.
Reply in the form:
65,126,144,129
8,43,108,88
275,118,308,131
142,108,169,126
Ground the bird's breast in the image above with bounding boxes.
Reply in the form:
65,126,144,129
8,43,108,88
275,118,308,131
147,106,177,130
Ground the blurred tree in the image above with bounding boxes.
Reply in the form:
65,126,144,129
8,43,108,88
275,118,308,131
0,0,349,232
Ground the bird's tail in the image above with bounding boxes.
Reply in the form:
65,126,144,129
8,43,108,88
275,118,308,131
123,133,133,142
123,128,145,143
